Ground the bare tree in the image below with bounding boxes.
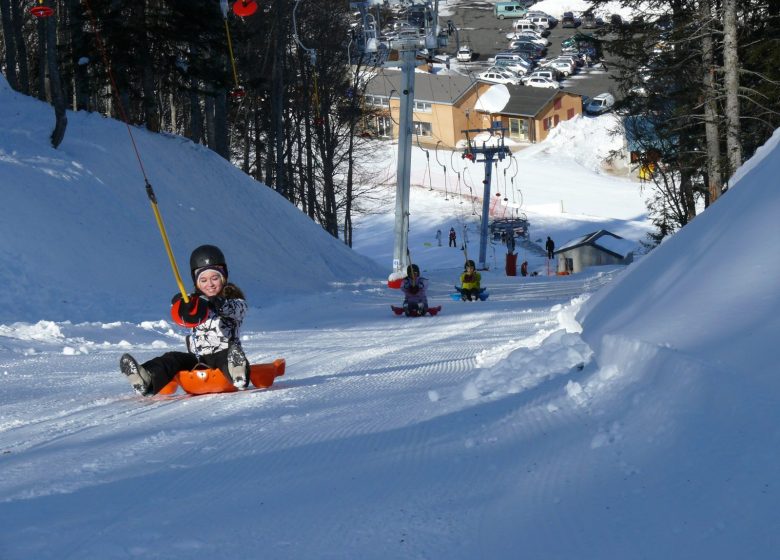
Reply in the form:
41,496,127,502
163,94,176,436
700,0,723,203
722,0,743,178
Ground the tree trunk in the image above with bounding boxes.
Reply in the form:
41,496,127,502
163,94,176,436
37,16,47,100
10,0,29,93
0,0,19,91
700,0,722,203
205,94,215,148
722,0,742,179
46,7,68,148
214,88,229,159
271,0,286,196
68,0,90,110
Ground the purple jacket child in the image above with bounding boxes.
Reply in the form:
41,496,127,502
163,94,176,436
402,264,429,315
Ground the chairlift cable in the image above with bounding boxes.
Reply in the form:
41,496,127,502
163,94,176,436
435,141,449,200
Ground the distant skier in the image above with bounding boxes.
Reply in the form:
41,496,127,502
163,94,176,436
120,244,250,396
449,227,457,247
402,264,429,316
546,236,555,259
459,259,482,301
436,229,442,246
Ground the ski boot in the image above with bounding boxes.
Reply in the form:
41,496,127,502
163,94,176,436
120,353,152,396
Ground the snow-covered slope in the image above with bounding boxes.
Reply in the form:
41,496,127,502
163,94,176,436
0,75,383,323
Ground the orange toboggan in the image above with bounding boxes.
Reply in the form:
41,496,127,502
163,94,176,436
157,359,286,396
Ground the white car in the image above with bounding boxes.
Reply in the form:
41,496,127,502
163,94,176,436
493,60,531,75
525,69,559,82
477,69,521,85
456,45,473,62
523,76,562,89
528,15,555,29
585,92,616,114
546,60,574,77
509,36,548,49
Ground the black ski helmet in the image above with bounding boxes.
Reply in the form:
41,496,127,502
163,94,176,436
190,244,228,283
406,264,420,278
465,259,476,269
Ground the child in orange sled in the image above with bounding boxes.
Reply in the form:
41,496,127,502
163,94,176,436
120,244,250,396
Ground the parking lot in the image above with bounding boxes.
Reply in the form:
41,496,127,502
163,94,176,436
440,2,617,101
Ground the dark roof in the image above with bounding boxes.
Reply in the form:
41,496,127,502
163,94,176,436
364,69,477,105
481,86,583,118
555,230,635,259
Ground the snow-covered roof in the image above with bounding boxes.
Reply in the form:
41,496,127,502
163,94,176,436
556,229,635,258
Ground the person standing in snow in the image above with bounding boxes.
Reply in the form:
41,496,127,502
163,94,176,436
401,264,429,316
520,260,529,277
459,259,482,301
120,244,250,396
436,229,442,246
449,227,457,247
546,236,555,260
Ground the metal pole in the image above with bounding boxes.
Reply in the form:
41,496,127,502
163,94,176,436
392,45,417,274
478,153,494,269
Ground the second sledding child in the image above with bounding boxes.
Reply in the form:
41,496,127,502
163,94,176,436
120,244,250,396
459,259,482,301
402,264,429,316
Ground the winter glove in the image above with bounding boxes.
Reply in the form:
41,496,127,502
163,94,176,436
464,273,475,283
170,293,211,328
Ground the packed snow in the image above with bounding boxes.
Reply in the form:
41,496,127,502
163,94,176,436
1,26,779,560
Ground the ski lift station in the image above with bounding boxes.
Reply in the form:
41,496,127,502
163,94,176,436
554,230,635,274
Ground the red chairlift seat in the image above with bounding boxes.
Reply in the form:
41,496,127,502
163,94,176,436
232,0,258,17
30,3,54,17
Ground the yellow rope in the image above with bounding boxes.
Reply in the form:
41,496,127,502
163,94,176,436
224,18,240,90
150,200,189,302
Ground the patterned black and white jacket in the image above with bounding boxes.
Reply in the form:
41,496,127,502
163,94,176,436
186,296,247,357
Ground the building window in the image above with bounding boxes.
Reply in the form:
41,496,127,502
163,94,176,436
413,100,432,113
554,98,562,110
508,117,529,141
554,114,560,126
413,121,433,136
365,95,390,108
376,116,392,137
567,108,574,119
543,117,553,131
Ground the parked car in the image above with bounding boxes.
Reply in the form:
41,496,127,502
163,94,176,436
528,15,555,29
509,36,548,49
561,11,578,28
505,29,547,42
456,45,473,62
524,69,559,83
523,76,562,89
506,43,545,58
493,59,532,75
478,69,522,85
512,19,548,36
584,92,615,114
581,13,598,29
493,51,534,65
546,59,575,76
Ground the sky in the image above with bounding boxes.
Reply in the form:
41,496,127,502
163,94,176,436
2,4,780,557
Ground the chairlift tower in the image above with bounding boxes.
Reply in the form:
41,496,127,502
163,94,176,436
352,1,445,276
461,123,511,270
